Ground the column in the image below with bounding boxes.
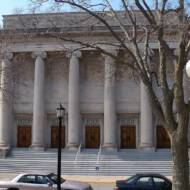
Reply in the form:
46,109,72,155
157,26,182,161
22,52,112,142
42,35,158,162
0,52,13,155
31,51,47,149
140,80,154,149
103,50,117,149
67,51,81,149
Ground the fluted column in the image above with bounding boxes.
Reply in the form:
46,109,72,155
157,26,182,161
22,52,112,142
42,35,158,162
31,52,47,149
67,51,81,149
0,52,13,153
140,81,154,149
103,50,117,149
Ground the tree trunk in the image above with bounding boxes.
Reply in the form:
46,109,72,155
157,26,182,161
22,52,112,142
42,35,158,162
171,128,189,190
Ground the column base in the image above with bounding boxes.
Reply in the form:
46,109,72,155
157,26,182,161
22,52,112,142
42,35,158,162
0,146,10,158
139,144,155,151
66,143,79,150
31,144,45,151
102,143,118,151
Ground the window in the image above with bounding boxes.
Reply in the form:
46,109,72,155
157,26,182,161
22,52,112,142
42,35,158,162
36,175,50,184
153,177,168,188
18,175,36,184
136,177,153,186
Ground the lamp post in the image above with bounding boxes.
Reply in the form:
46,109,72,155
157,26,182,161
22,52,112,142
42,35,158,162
56,104,65,190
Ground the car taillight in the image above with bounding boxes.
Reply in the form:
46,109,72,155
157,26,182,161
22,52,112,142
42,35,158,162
114,187,121,190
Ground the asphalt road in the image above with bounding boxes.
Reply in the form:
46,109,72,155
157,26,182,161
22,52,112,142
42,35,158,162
91,183,115,190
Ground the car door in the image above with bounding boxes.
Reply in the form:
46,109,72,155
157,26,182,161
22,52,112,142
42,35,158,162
152,177,172,190
35,175,55,190
17,175,36,190
17,175,53,190
135,177,154,190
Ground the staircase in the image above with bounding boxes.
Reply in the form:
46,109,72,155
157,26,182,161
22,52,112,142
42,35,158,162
0,148,174,176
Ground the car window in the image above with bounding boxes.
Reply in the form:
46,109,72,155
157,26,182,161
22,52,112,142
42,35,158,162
47,173,65,184
153,177,168,188
36,175,50,184
18,175,36,184
136,177,153,186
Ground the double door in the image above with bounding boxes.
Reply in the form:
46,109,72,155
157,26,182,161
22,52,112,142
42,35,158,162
156,125,171,148
17,126,31,147
51,126,65,148
120,125,136,149
85,126,100,148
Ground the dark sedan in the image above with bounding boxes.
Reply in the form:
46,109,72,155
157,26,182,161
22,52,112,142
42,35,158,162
115,173,172,190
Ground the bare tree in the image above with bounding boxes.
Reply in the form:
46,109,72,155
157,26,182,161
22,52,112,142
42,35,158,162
23,0,190,189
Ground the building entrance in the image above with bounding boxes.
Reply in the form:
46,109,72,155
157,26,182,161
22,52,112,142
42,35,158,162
85,126,100,148
51,126,65,148
156,125,171,148
120,125,136,148
17,125,31,147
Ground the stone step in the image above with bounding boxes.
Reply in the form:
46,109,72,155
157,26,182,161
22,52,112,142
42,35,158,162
0,149,178,176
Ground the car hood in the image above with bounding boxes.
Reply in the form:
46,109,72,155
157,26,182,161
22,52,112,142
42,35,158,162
61,180,90,190
0,181,13,184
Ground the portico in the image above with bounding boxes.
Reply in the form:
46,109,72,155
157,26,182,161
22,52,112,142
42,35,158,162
0,13,175,156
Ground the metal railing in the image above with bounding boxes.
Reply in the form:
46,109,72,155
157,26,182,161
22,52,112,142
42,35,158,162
74,143,82,164
96,144,102,165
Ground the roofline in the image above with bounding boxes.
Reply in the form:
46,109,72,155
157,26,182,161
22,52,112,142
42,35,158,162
2,10,145,18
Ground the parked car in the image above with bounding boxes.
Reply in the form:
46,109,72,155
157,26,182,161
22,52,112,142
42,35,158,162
0,172,93,190
115,173,172,190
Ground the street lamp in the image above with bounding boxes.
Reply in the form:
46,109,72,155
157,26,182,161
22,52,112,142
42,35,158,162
186,60,190,77
56,103,65,190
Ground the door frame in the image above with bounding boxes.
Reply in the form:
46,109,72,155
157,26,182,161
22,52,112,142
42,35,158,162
118,114,139,149
82,114,103,148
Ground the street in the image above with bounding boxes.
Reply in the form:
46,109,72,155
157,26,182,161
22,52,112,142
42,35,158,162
91,183,114,190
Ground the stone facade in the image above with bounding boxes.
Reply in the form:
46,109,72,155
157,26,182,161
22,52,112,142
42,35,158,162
0,12,188,155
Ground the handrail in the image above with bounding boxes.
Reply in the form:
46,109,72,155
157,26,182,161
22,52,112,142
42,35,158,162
96,144,102,165
74,143,82,163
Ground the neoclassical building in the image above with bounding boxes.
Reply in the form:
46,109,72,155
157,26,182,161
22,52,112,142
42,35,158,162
0,12,188,155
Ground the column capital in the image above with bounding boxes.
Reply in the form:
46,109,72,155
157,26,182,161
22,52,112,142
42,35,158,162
101,48,118,59
66,50,82,59
32,51,47,59
2,52,13,60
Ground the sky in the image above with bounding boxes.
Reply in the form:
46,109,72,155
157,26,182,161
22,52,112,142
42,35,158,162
0,0,28,24
0,0,121,26
0,0,180,26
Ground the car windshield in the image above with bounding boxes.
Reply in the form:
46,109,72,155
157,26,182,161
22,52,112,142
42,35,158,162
125,175,137,184
47,173,65,184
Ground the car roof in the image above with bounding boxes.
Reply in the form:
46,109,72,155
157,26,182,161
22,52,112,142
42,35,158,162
135,173,166,177
19,172,56,176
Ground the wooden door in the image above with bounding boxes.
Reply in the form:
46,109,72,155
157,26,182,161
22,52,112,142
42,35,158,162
156,125,171,148
51,126,65,148
120,125,136,149
85,126,100,148
17,126,31,147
